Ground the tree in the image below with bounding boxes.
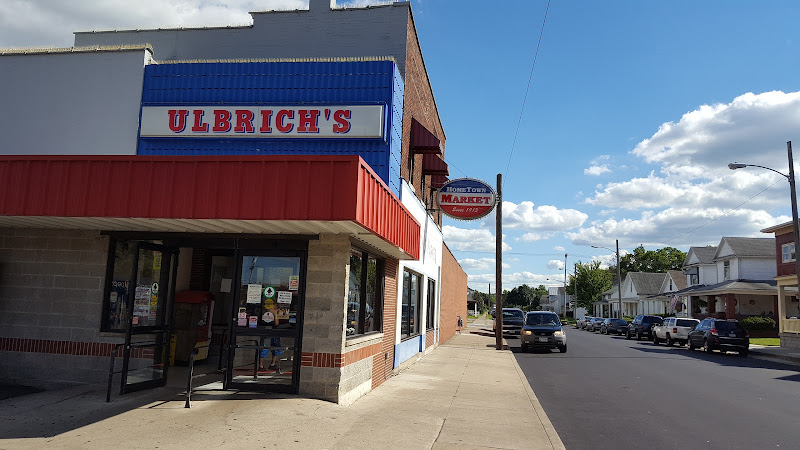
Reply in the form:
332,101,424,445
615,245,686,275
504,284,538,309
533,285,549,309
566,261,613,310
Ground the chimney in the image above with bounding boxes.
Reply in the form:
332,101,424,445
309,0,334,13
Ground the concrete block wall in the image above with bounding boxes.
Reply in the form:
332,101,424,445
299,234,350,401
0,228,113,388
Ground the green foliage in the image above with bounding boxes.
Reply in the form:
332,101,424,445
566,261,613,311
504,284,540,309
740,316,776,330
750,338,780,346
615,245,687,275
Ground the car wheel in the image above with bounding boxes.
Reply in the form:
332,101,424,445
666,335,674,347
688,339,696,350
703,339,713,354
559,345,567,353
521,344,528,353
636,331,642,341
739,349,749,357
652,334,660,344
625,331,631,340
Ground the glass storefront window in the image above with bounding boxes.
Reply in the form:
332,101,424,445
401,269,421,339
346,249,383,337
426,279,436,330
237,256,301,330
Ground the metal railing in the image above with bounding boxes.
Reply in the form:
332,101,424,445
185,344,210,408
106,343,124,403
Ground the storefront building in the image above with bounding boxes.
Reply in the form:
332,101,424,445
0,0,467,405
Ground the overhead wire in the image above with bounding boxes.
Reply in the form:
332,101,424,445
503,0,551,181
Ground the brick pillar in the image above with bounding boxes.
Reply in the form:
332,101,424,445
726,293,737,319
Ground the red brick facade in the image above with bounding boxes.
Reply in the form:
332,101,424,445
440,244,468,343
402,13,446,227
373,257,398,389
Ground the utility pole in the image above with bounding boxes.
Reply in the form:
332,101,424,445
616,239,623,319
563,253,568,318
496,173,503,350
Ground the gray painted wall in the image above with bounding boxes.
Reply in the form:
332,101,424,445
0,50,148,155
73,0,411,76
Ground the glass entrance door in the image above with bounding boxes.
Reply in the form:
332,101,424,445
120,242,177,394
225,252,304,393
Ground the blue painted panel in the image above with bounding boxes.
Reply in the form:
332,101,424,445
394,336,423,368
138,60,404,197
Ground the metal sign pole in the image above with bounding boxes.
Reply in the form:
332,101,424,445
496,173,503,350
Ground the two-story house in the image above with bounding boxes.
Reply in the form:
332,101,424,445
682,237,777,321
761,222,800,349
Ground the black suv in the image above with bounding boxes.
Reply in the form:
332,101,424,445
687,318,749,356
493,308,525,335
626,315,663,340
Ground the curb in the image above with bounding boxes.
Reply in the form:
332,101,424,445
748,349,800,366
507,343,567,450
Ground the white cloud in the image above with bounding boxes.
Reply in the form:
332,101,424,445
585,165,611,176
468,271,554,290
0,0,308,48
631,91,800,179
567,207,789,249
554,246,565,252
502,201,588,231
458,257,510,271
443,225,511,252
547,259,564,270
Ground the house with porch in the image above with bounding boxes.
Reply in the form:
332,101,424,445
681,237,778,323
761,222,800,349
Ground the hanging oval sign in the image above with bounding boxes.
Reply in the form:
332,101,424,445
436,178,497,220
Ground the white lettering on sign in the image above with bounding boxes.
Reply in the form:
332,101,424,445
140,105,385,139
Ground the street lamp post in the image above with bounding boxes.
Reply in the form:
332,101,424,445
593,241,623,319
564,253,568,318
729,141,800,298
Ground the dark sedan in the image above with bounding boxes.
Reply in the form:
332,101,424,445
600,318,628,335
687,318,749,356
493,308,525,335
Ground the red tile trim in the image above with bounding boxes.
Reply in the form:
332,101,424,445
0,337,147,358
298,342,382,369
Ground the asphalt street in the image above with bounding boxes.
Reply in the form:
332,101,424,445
507,324,800,450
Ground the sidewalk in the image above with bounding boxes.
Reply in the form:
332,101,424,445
749,345,800,366
0,320,564,450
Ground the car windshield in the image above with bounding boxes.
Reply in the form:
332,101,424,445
613,319,626,325
526,314,559,326
504,310,524,319
715,321,744,331
676,319,698,327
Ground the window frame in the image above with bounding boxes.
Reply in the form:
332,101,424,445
401,268,423,340
783,243,796,263
346,247,384,339
426,278,436,331
723,260,730,280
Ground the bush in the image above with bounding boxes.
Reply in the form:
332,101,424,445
740,316,776,330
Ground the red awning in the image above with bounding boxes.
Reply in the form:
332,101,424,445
422,153,448,176
411,118,442,155
0,155,420,260
430,175,449,189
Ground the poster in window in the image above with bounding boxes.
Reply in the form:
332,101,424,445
277,291,292,304
246,284,262,304
289,276,299,291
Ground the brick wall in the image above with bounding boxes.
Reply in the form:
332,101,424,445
401,13,446,227
440,243,467,343
0,228,114,387
373,257,397,389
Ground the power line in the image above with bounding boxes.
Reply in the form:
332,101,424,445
504,0,551,180
662,177,784,245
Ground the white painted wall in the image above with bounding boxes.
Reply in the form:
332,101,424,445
73,0,411,75
0,49,149,155
700,264,718,285
397,179,443,345
738,258,778,280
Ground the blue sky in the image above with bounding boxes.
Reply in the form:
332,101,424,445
2,0,799,293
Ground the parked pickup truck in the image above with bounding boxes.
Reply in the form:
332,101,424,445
652,317,700,346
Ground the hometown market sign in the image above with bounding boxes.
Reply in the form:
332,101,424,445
435,178,497,220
